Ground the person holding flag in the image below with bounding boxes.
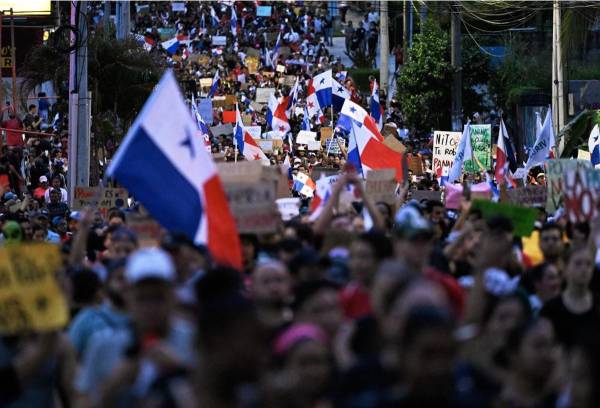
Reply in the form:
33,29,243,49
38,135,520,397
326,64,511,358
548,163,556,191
495,117,517,186
369,78,383,131
234,104,269,165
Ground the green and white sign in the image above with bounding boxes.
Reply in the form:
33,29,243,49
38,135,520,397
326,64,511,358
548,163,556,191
464,124,491,173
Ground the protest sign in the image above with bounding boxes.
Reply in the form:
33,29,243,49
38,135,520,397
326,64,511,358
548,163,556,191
563,167,600,223
471,199,537,237
211,96,227,108
383,135,406,154
433,130,462,177
198,98,213,125
218,162,278,233
126,213,163,248
320,127,333,144
245,48,261,57
276,64,286,73
245,126,262,140
246,56,259,74
212,36,227,46
307,140,321,151
365,169,396,205
210,123,233,136
199,77,213,88
0,244,68,334
464,124,491,173
578,149,592,161
545,159,591,212
444,182,492,210
325,138,345,155
504,185,547,208
257,5,272,17
72,187,128,217
196,55,210,66
242,113,253,126
411,190,442,203
284,75,297,86
171,2,185,12
276,198,300,221
259,140,273,152
296,130,317,145
255,88,275,103
408,156,424,175
158,28,176,41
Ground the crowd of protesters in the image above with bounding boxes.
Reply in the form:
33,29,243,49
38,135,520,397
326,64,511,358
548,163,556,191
1,2,599,408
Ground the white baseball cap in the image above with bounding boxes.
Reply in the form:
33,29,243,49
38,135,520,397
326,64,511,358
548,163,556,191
39,175,48,183
125,248,176,284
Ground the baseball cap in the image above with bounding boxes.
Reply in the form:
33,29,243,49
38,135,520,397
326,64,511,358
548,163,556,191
52,216,65,226
3,192,16,201
393,204,433,239
69,211,81,221
125,248,176,284
39,175,48,183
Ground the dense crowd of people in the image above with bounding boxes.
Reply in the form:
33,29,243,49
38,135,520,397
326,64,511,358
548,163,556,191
1,2,598,408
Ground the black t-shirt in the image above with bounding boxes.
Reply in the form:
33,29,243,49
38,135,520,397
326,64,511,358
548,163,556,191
540,294,600,349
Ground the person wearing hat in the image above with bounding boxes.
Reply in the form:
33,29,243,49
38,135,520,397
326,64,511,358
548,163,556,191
33,175,49,200
76,248,195,406
51,216,69,243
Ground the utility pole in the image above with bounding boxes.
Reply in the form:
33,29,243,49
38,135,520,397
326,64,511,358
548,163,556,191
420,1,427,27
451,2,462,131
104,0,111,38
408,0,413,48
380,1,389,91
68,2,77,202
552,0,566,153
403,1,408,54
9,9,15,110
116,1,130,40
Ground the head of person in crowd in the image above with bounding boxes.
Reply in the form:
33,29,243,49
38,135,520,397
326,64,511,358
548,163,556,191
566,221,590,250
563,245,594,293
481,292,532,353
105,257,127,311
424,199,445,225
292,279,342,338
396,306,457,405
539,222,564,266
125,247,176,337
348,230,393,288
107,208,126,226
19,217,33,241
251,259,293,328
48,188,61,205
392,204,434,273
162,233,211,284
2,220,21,244
52,216,68,236
103,225,138,261
528,262,562,305
70,266,103,311
31,222,47,242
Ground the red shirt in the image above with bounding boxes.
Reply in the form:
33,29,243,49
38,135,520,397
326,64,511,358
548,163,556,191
2,118,23,147
33,186,47,200
340,282,372,319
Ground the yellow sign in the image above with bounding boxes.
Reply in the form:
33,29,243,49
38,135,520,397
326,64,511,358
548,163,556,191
0,244,68,334
0,1,51,15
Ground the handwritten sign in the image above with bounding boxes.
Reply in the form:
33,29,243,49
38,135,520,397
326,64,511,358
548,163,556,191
366,169,396,205
471,199,537,237
325,138,345,155
255,88,275,104
246,56,259,74
0,244,68,334
504,185,547,208
563,167,600,223
72,187,128,217
212,36,227,46
223,183,278,233
307,140,321,151
464,124,491,173
545,159,591,212
433,131,462,177
296,130,317,145
276,198,300,221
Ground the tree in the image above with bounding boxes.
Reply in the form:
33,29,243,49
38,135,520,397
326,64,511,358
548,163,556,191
396,19,491,135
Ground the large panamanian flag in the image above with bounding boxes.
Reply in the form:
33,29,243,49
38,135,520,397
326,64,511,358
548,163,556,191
107,70,242,270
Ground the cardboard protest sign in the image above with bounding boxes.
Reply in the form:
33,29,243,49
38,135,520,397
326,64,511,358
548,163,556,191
199,77,213,88
198,98,213,125
471,199,537,237
408,155,424,175
196,55,210,66
255,88,275,103
320,127,333,145
307,141,321,151
0,244,68,334
365,169,396,205
210,123,233,136
433,131,462,177
126,213,164,248
504,185,547,208
545,159,591,212
218,162,278,233
563,167,600,223
276,64,286,73
296,130,317,145
411,190,442,203
212,96,227,108
72,187,128,217
259,140,273,152
212,36,227,46
444,182,492,210
464,124,491,173
225,95,237,108
245,126,262,140
383,135,406,154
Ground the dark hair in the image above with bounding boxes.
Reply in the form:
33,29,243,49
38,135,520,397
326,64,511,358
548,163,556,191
499,318,545,368
540,222,562,236
566,222,591,241
28,104,36,110
31,222,46,234
107,208,126,223
425,200,444,214
400,305,455,349
108,226,138,245
357,230,393,261
482,292,532,327
292,279,339,311
572,331,600,407
70,268,102,304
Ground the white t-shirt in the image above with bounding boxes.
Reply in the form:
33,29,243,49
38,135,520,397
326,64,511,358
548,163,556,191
44,187,68,203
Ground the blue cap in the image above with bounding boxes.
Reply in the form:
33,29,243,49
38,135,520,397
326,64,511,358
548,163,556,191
3,192,16,201
69,211,81,221
52,216,65,226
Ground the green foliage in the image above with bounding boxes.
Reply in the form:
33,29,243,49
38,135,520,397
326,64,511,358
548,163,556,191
348,68,378,93
397,20,452,133
560,109,600,158
396,19,491,134
569,62,600,81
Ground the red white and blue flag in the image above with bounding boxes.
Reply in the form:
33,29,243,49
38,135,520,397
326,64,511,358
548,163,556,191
107,70,242,269
369,79,384,131
495,117,517,186
293,172,316,197
234,105,269,164
208,70,220,98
